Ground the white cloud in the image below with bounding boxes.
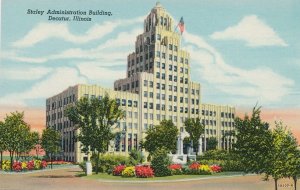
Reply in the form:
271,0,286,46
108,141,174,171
0,67,87,106
210,15,288,47
12,16,144,48
183,32,294,104
0,66,52,80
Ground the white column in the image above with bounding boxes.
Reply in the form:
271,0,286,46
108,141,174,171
176,136,180,154
180,136,183,155
198,138,203,155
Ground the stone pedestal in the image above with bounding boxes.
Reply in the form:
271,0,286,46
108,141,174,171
86,161,92,176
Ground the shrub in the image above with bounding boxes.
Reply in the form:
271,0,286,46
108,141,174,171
129,150,144,165
199,164,212,175
92,154,130,173
210,164,222,173
41,160,47,169
122,166,135,177
27,160,34,170
187,162,214,175
135,165,154,178
2,160,10,171
113,165,126,176
21,162,27,170
34,160,41,169
13,161,22,172
169,164,183,175
151,148,172,177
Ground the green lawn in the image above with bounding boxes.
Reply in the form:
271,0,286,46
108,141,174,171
83,172,244,181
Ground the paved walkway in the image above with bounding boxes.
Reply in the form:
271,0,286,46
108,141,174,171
0,167,296,190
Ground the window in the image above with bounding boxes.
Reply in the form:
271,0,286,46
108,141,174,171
174,45,178,52
169,105,172,111
174,76,177,82
180,67,183,73
156,51,161,57
168,85,172,91
185,107,188,113
174,56,177,62
149,103,153,109
144,102,147,108
149,81,153,88
180,57,184,63
162,104,166,111
156,93,160,99
162,53,166,59
180,77,183,83
150,114,153,120
162,84,165,90
162,94,165,100
169,54,172,61
185,78,188,84
162,63,165,69
149,92,153,98
185,59,189,64
180,97,183,103
144,113,148,119
180,87,183,93
169,44,173,50
169,65,172,71
144,80,148,86
134,101,138,107
156,72,160,79
185,68,188,74
156,62,160,68
174,96,177,102
169,75,172,81
128,111,132,118
128,100,132,107
162,73,165,80
174,106,177,112
144,124,148,130
122,99,126,106
174,66,177,72
157,114,161,120
185,88,188,94
174,86,177,92
180,107,183,113
169,95,172,101
192,89,195,95
144,91,148,97
134,112,138,118
157,83,160,89
156,104,160,110
185,98,188,103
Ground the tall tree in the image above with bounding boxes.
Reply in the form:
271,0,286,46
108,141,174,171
41,127,61,169
266,122,300,190
143,120,178,156
184,118,204,156
233,107,274,175
4,111,31,171
65,95,124,174
206,137,218,151
0,121,8,169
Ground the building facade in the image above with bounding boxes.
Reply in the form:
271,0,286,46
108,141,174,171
46,3,235,163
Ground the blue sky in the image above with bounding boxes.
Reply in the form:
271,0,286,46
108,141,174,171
1,0,300,109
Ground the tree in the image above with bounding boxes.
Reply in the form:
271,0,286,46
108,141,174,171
65,95,124,174
4,111,31,171
184,118,204,156
233,107,274,175
143,120,178,156
206,137,218,151
151,148,172,177
41,127,61,169
266,122,300,190
0,121,8,169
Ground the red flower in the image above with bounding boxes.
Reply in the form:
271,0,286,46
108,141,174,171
169,164,182,170
210,165,222,173
113,165,126,176
27,160,34,170
41,160,47,169
13,161,22,172
189,162,200,170
135,165,154,178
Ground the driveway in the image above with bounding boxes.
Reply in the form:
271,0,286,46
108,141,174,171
0,167,296,190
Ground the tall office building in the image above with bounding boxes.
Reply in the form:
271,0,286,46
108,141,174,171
46,3,235,163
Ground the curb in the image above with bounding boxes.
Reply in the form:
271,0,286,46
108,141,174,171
95,174,256,183
0,165,79,175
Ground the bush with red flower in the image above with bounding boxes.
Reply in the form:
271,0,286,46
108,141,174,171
27,160,35,170
13,161,22,172
135,165,154,178
113,165,126,176
169,164,183,175
210,164,222,173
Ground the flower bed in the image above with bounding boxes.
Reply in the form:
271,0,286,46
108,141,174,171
187,162,222,175
112,165,154,178
169,164,183,175
1,160,47,172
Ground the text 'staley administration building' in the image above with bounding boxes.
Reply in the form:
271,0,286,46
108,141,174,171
46,3,235,163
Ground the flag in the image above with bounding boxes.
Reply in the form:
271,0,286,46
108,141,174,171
177,17,185,35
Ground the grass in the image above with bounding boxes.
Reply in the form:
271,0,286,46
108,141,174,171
82,172,244,181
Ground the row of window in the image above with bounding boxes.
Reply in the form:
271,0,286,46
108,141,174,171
221,112,235,118
221,121,235,127
156,72,189,83
116,99,138,107
143,92,199,104
115,133,138,152
47,94,76,111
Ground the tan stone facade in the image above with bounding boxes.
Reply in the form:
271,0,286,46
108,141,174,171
46,3,235,163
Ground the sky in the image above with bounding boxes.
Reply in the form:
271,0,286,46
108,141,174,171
0,0,300,138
